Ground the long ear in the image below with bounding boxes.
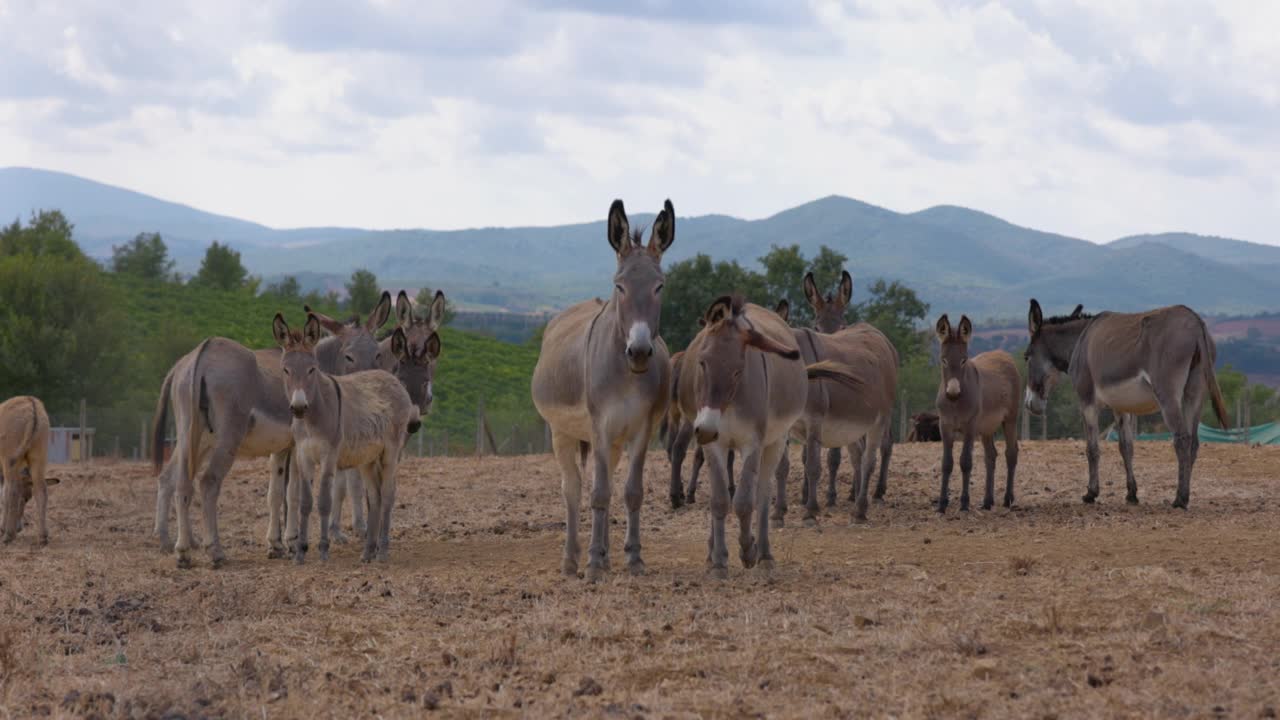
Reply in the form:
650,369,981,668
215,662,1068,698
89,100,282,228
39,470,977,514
1070,304,1084,319
744,327,801,360
775,298,790,323
391,327,409,362
366,290,392,331
272,313,291,348
958,315,973,344
1028,298,1043,336
304,306,346,335
648,199,675,258
303,313,323,348
837,270,853,307
423,331,442,360
935,314,951,344
703,296,734,327
395,290,413,327
427,290,446,329
803,272,823,311
607,199,630,257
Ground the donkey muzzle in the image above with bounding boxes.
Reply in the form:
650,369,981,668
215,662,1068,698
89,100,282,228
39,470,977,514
1023,388,1046,416
945,378,961,400
407,418,422,435
693,407,721,445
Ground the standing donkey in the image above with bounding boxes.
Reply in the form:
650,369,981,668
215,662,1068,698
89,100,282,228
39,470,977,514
666,350,736,508
1023,300,1229,508
0,396,52,545
933,315,1021,513
532,199,674,581
272,313,434,563
784,271,898,524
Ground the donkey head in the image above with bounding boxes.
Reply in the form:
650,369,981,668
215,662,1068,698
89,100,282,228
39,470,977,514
803,270,853,334
395,289,447,360
306,290,392,374
607,199,675,374
774,298,791,324
0,468,60,542
692,295,800,445
1023,299,1086,415
935,314,973,401
390,325,441,422
273,313,324,419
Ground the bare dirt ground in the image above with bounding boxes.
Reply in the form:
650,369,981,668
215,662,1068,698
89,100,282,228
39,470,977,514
1,441,1277,719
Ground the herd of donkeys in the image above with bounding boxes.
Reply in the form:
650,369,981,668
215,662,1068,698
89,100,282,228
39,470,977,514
0,199,1230,581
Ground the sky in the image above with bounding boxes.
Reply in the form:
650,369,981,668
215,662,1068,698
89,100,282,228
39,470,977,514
2,0,1278,244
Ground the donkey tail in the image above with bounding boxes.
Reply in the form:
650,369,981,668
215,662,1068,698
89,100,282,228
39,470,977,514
15,397,40,459
186,340,213,485
152,366,175,473
1198,323,1230,430
806,361,868,392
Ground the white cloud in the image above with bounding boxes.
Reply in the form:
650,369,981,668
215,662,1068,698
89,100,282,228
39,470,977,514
0,0,1277,245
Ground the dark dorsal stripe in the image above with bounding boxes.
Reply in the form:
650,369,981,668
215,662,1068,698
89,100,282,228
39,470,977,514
800,328,821,364
329,375,343,434
759,347,768,388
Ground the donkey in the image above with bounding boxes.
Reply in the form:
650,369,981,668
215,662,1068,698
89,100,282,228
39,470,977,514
933,315,1021,513
665,350,735,508
273,314,432,563
532,199,674,581
0,396,52,545
676,296,826,577
326,290,445,544
0,467,61,539
152,293,395,566
1024,300,1229,508
785,271,898,524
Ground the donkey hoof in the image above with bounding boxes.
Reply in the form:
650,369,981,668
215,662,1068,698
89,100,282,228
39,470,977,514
741,542,758,569
585,565,607,583
330,530,349,545
266,546,286,560
685,491,698,505
1126,494,1139,506
670,493,684,509
628,559,646,577
1172,498,1188,510
360,553,373,564
39,534,49,547
561,558,579,577
850,513,869,526
707,566,729,580
770,513,785,528
960,500,970,512
981,499,994,511
1082,492,1098,504
175,553,192,570
936,502,948,514
1003,495,1015,508
825,493,837,508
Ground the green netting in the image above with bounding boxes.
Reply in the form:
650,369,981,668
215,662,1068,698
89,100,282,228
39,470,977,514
1105,422,1280,445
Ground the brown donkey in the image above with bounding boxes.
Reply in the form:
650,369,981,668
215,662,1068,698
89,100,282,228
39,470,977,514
1024,300,1228,508
0,396,52,544
532,199,674,581
933,315,1021,513
665,349,736,508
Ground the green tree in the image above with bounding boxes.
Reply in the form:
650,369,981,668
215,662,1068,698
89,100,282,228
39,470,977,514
759,244,809,323
111,232,174,281
345,268,380,312
808,245,849,300
193,241,248,291
414,286,457,326
662,254,768,350
265,275,302,302
0,210,84,260
854,279,930,362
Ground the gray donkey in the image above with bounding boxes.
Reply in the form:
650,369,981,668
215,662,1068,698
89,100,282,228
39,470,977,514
532,199,674,581
1024,300,1228,508
272,313,434,563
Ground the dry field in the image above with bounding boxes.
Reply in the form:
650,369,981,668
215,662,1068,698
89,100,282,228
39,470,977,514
1,441,1277,719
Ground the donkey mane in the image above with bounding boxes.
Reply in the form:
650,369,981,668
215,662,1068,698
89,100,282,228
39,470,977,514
630,227,646,246
1043,312,1093,326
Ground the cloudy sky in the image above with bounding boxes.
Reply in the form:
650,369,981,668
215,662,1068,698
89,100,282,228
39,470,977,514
2,1,1277,243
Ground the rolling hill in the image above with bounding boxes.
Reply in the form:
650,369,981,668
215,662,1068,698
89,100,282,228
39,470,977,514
4,166,1279,319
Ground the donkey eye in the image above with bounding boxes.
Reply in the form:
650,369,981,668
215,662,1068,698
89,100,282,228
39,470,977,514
344,354,355,364
941,359,948,366
282,368,290,376
615,284,626,295
654,284,664,295
960,359,967,366
307,367,315,375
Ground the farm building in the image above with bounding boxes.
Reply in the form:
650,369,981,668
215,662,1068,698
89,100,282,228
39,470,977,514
46,427,95,463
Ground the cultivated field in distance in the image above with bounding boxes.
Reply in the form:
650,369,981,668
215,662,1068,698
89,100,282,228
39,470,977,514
2,442,1277,718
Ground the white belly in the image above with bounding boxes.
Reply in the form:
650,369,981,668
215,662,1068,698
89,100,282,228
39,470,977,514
1097,373,1160,415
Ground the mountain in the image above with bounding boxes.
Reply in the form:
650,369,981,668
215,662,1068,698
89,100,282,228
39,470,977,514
4,166,1280,318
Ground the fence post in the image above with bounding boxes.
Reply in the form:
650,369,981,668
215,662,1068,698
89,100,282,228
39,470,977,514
79,398,88,465
443,431,449,457
898,395,907,443
1040,413,1047,442
1021,406,1030,441
544,421,552,455
140,418,148,463
476,400,485,456
1243,386,1251,445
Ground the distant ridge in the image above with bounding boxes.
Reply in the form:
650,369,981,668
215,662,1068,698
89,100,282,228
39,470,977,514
3,166,1278,317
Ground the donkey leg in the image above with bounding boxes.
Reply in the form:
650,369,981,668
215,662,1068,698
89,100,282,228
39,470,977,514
1081,405,1102,503
826,446,842,507
585,440,622,583
981,435,997,510
688,444,705,504
0,460,18,544
852,422,883,523
938,424,955,513
198,442,237,568
551,432,584,577
376,455,399,562
802,431,822,524
874,424,893,501
315,462,335,562
1175,372,1207,509
669,421,693,508
958,430,975,512
623,429,651,576
154,460,176,553
734,447,761,569
727,449,737,499
292,457,315,566
329,467,349,544
705,444,732,579
844,441,862,503
1002,418,1019,508
349,470,367,539
31,455,49,545
1118,413,1139,504
359,465,381,563
173,439,209,569
266,451,289,558
756,441,784,573
771,441,790,526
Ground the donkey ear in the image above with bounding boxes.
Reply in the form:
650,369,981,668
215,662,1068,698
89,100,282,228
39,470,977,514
427,290,447,329
366,291,393,331
390,327,409,361
775,298,790,323
1028,299,1043,336
803,272,823,311
744,327,801,361
837,270,853,307
272,313,291,348
648,199,675,258
423,331,442,360
1070,304,1084,319
303,313,323,348
935,314,951,344
703,296,734,327
958,315,973,343
305,306,346,336
607,199,630,257
395,290,413,327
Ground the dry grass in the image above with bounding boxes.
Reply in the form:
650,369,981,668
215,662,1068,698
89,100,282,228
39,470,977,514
1,441,1278,718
